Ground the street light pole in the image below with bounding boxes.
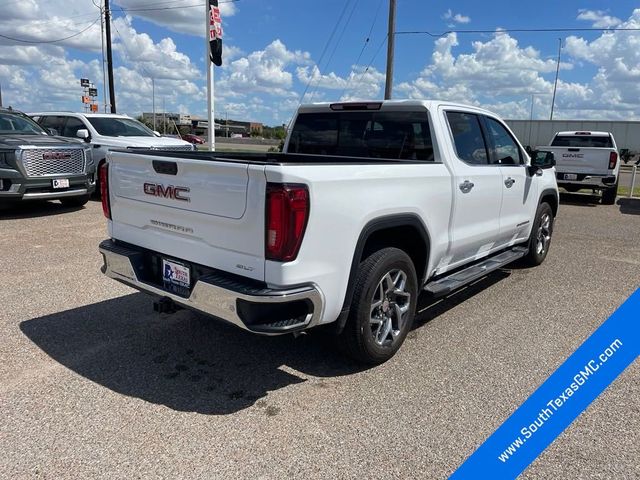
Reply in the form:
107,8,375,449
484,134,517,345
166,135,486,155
152,78,156,131
384,0,396,100
550,38,562,121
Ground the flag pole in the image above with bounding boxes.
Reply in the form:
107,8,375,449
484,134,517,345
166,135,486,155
206,2,215,152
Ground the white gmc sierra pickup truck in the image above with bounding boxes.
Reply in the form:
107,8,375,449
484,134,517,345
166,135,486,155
538,130,619,204
99,100,559,364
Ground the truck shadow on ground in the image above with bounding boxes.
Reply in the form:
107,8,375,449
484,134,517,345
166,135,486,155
20,271,511,415
0,200,85,219
617,197,640,216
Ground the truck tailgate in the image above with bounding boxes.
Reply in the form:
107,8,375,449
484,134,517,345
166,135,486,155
544,146,615,175
108,150,267,281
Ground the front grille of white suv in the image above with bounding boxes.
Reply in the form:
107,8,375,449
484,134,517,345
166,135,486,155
20,148,85,177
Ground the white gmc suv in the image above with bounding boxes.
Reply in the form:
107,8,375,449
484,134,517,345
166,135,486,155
98,100,559,364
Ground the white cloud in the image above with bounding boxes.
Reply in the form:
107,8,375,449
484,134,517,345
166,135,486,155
115,0,237,37
112,17,201,80
216,39,310,97
442,9,471,24
576,9,622,28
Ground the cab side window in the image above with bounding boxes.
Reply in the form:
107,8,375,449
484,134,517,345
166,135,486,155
61,117,86,138
38,116,66,135
484,117,523,165
446,112,488,165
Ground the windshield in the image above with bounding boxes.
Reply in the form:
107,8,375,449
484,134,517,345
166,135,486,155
0,112,48,136
288,110,435,161
87,117,155,137
551,135,613,148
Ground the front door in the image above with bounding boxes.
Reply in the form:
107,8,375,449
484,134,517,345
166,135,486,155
481,115,539,245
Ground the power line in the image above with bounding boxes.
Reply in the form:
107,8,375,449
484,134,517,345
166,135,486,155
0,16,101,44
348,34,388,97
341,0,385,97
396,27,640,37
119,0,239,13
295,0,353,107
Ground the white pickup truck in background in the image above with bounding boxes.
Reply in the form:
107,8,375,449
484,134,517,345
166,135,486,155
539,131,619,204
99,100,559,364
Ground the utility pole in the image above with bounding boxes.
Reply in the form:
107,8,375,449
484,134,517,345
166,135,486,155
100,0,107,112
550,38,562,121
104,0,116,113
384,0,396,100
0,82,3,107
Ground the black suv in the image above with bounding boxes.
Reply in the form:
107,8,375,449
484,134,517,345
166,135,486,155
0,108,95,207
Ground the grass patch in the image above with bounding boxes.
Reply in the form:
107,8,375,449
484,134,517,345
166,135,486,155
618,185,640,197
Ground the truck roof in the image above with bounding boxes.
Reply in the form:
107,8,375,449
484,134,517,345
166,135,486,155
555,131,611,137
297,99,500,116
28,112,133,119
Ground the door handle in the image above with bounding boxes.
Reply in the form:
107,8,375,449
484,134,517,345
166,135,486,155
459,180,474,193
504,177,516,188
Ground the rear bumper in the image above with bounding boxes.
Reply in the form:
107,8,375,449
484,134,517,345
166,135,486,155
556,172,617,189
99,239,324,335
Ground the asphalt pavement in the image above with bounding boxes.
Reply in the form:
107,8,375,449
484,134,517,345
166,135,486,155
0,195,638,479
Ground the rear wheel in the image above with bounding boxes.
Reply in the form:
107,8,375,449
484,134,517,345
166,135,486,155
60,194,90,207
601,182,618,205
522,202,554,266
338,247,417,365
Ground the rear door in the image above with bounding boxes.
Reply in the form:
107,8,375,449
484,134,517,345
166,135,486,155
443,110,504,268
108,150,267,280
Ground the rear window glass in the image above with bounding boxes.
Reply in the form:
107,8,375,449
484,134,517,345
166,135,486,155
445,112,488,165
551,135,613,148
288,111,435,161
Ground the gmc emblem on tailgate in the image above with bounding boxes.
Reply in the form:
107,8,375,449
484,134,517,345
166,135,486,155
562,153,584,158
143,183,191,202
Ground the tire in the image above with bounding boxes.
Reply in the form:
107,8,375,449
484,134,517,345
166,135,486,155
338,247,418,365
522,202,554,266
601,182,618,205
563,185,581,193
60,194,90,207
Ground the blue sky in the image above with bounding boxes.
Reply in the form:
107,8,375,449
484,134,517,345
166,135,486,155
1,1,639,125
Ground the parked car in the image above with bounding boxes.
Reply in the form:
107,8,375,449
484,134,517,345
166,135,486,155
182,134,205,145
29,112,194,193
0,107,95,207
537,131,620,204
98,100,559,364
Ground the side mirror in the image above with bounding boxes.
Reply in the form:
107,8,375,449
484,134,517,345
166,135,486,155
47,128,59,136
530,150,555,169
153,130,161,137
76,129,91,142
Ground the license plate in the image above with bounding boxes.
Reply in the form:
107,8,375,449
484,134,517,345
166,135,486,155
162,259,191,289
52,178,70,189
563,174,578,181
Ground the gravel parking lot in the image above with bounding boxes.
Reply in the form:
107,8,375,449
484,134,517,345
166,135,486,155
1,195,639,479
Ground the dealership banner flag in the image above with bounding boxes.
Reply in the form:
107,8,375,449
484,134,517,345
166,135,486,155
451,288,639,479
208,0,223,66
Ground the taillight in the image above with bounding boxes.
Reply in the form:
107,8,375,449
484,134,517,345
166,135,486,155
608,151,618,170
265,183,309,262
100,163,111,219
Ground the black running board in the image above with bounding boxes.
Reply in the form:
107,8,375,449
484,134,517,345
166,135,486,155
424,246,528,297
